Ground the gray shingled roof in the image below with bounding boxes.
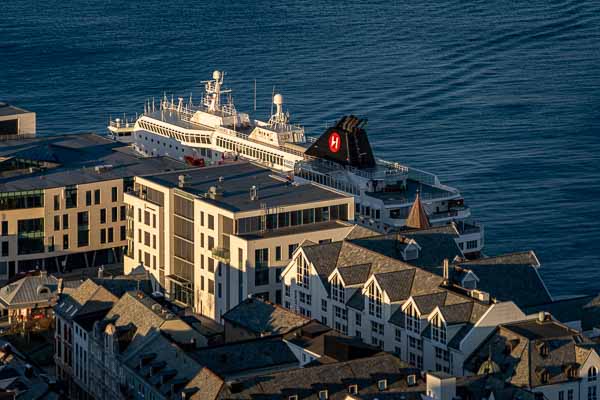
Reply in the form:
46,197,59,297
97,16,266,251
458,252,551,308
0,274,75,309
222,297,309,336
188,336,298,378
465,317,591,388
55,279,118,320
219,352,421,399
337,264,371,286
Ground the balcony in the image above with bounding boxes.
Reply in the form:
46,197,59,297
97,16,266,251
211,247,230,263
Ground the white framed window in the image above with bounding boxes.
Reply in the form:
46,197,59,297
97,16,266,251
367,283,382,319
405,303,420,333
431,314,447,344
331,274,345,303
590,367,598,382
296,256,310,289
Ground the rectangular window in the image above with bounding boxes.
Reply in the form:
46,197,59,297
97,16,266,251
100,209,106,224
138,208,141,223
17,218,45,255
111,207,117,222
275,246,281,261
62,214,69,229
208,279,215,295
255,248,269,268
63,234,69,250
54,215,60,231
153,255,157,270
85,191,92,206
356,312,362,327
321,299,328,312
208,236,214,250
111,187,118,202
395,328,402,342
120,225,126,241
152,235,156,249
144,232,151,246
108,227,113,243
100,229,106,244
208,257,215,273
120,205,126,221
94,189,100,205
1,221,7,236
208,214,214,230
54,195,60,211
144,211,150,226
152,214,156,228
1,241,8,257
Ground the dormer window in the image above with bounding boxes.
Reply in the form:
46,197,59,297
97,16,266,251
318,390,328,399
589,366,598,382
348,384,358,394
331,275,345,303
378,379,388,391
367,283,382,319
431,314,447,344
405,303,420,334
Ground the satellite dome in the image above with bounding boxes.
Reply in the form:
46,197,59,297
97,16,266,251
213,70,221,80
273,93,283,105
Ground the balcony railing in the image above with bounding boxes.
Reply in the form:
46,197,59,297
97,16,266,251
211,247,230,263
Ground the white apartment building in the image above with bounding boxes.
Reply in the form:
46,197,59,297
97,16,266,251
124,161,356,320
280,233,556,376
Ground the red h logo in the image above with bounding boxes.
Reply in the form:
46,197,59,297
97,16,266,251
328,131,341,153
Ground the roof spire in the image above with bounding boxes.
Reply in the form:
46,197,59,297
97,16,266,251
406,189,431,229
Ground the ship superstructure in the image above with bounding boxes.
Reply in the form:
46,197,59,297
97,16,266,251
111,70,483,256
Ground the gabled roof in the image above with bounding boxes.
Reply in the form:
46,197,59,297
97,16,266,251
458,252,551,308
55,279,118,320
337,264,372,286
465,316,591,388
0,274,73,309
222,297,309,336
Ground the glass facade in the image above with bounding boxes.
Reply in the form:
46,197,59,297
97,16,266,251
0,190,44,210
17,217,45,255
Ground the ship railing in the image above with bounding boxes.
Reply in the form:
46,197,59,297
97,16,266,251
296,158,408,180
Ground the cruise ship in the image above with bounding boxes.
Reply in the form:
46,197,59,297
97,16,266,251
109,70,484,257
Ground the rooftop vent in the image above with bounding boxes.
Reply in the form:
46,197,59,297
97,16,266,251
250,185,259,201
208,185,223,199
94,164,113,173
178,174,186,188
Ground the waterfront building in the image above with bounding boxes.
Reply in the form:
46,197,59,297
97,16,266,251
465,313,600,400
123,161,356,320
0,102,35,138
0,133,187,281
280,229,554,376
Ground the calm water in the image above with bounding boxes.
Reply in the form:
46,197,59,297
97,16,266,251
2,0,599,296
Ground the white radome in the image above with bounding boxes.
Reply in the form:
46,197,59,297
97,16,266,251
273,93,283,105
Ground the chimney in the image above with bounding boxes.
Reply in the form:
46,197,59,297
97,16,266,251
178,175,186,188
98,266,104,279
442,259,449,283
250,185,258,201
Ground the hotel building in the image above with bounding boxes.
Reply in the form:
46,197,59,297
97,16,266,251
0,133,186,280
123,161,356,320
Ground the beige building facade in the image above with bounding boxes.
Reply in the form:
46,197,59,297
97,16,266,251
124,161,356,320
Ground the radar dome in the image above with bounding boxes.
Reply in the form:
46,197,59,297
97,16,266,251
273,93,283,105
213,70,221,80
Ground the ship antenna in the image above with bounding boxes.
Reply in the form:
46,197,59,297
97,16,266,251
253,79,257,112
152,97,155,112
189,92,193,107
271,86,275,117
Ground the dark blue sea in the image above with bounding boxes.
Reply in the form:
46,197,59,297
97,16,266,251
1,0,599,296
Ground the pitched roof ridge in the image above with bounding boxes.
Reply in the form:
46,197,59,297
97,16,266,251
460,251,537,265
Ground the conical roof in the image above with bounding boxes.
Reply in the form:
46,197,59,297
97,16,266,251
406,191,431,229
